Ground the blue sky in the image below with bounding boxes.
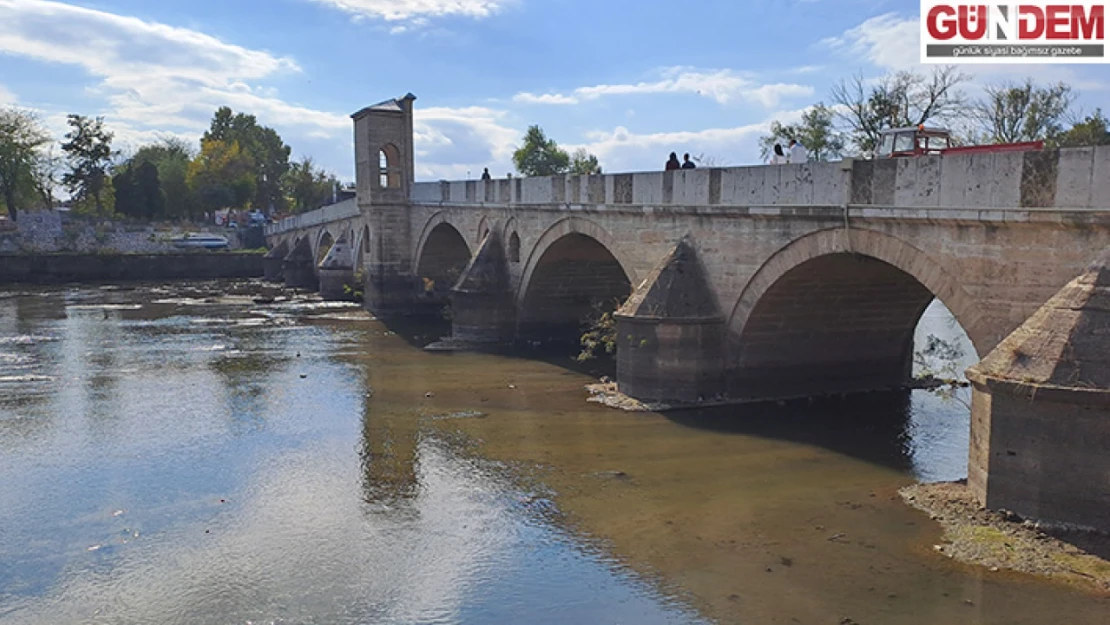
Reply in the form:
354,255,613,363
1,0,1108,182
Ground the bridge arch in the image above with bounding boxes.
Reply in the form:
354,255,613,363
356,224,371,272
517,217,635,341
726,227,985,398
413,212,472,301
316,230,335,267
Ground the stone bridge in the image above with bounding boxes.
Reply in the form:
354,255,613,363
266,94,1110,532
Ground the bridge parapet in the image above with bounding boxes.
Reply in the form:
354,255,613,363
412,146,1110,212
264,198,360,237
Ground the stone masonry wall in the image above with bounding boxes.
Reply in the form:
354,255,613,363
1,210,243,254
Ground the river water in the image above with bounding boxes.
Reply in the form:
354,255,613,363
0,284,1105,624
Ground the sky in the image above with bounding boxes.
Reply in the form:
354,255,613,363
1,0,1109,182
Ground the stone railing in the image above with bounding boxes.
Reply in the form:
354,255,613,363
411,146,1110,211
265,198,360,236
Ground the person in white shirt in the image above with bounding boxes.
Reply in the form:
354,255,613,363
788,139,808,164
770,144,787,165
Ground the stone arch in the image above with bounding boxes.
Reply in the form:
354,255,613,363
413,213,472,302
356,224,371,272
725,227,985,399
316,230,335,267
379,143,402,189
517,218,635,342
508,231,521,264
516,217,636,308
476,215,493,245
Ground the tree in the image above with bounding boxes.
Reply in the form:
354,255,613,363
283,156,337,214
975,80,1076,144
114,161,166,220
134,138,195,220
569,148,602,175
61,114,115,215
187,139,256,214
112,165,139,218
203,107,291,213
0,107,51,221
1055,109,1110,148
831,67,969,155
760,103,846,162
513,125,570,176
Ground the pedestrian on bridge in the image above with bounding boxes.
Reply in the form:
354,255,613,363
665,153,681,171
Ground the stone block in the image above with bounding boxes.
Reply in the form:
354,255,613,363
1091,145,1110,209
633,172,665,204
1055,147,1095,208
811,162,846,207
939,153,974,207
674,169,711,205
989,152,1024,208
1020,150,1059,208
521,177,552,203
449,181,467,203
721,167,765,206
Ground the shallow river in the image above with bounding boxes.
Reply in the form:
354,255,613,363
0,284,1106,624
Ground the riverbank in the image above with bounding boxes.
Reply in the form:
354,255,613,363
0,252,265,284
901,482,1110,592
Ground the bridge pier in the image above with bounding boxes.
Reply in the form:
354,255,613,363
616,240,725,403
282,239,317,290
449,231,516,345
967,254,1110,533
318,235,358,301
263,242,288,282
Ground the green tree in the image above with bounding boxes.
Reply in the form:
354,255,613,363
134,138,195,220
760,103,846,162
61,114,115,215
203,107,291,213
115,161,166,220
0,107,51,221
569,148,602,174
831,67,968,155
1055,109,1110,148
976,79,1075,144
283,156,337,214
135,161,164,219
112,165,139,218
513,125,570,176
187,138,256,213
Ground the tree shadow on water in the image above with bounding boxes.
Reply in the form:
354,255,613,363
665,391,918,474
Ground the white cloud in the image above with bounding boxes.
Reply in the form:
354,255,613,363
0,0,348,154
512,67,815,108
512,92,579,105
0,83,15,105
822,13,920,71
305,0,508,22
412,105,520,179
572,107,810,172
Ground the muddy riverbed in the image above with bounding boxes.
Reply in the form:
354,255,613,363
0,282,1106,624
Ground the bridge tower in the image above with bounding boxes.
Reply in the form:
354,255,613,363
352,93,417,313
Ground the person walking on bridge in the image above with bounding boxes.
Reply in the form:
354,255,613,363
682,153,697,169
665,152,681,171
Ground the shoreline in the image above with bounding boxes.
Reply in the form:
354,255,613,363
901,481,1110,593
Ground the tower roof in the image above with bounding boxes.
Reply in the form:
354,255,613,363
351,93,417,120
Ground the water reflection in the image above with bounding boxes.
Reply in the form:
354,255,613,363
0,283,710,625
